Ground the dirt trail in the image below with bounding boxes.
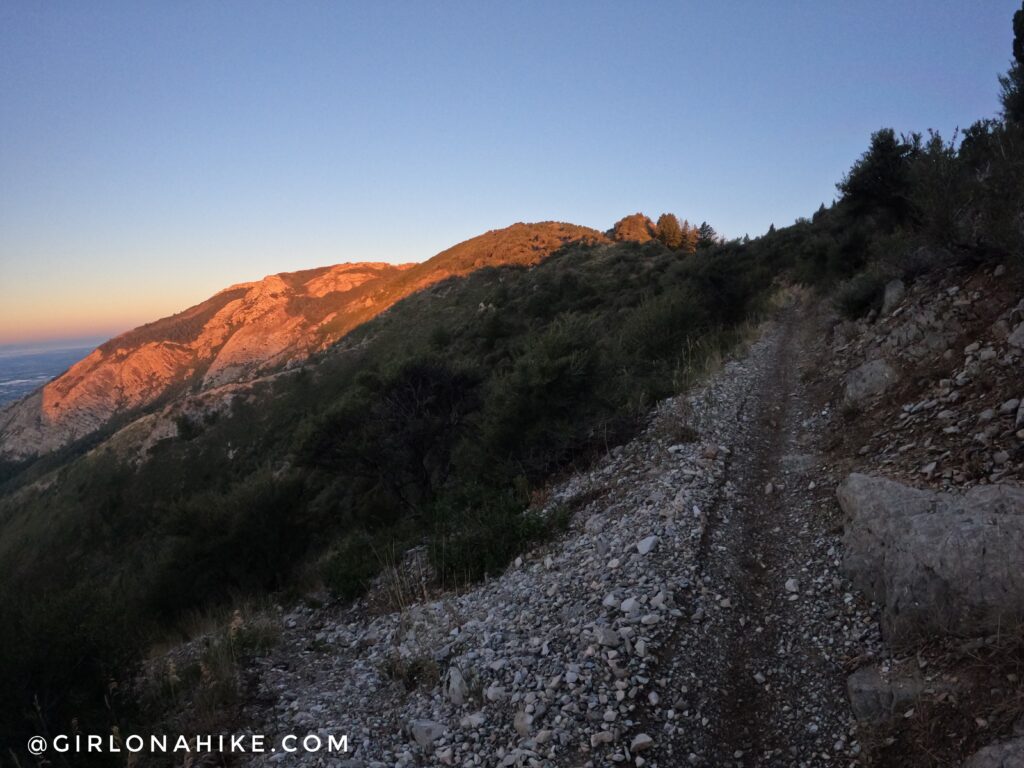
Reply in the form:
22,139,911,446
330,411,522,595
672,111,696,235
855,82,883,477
649,304,860,766
229,301,871,768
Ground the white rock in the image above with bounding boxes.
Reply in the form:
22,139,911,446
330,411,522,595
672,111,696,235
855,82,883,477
636,535,659,555
445,666,468,705
514,711,532,737
591,731,614,747
485,684,507,702
631,733,654,752
409,719,445,747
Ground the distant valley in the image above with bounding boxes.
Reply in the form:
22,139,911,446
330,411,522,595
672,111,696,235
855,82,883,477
0,342,98,405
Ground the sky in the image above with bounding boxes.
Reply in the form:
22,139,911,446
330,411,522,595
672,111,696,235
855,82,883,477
0,1,1018,343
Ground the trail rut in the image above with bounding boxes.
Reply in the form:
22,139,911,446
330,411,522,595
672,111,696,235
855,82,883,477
646,306,863,766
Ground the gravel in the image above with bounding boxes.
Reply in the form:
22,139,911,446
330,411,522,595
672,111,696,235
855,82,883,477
231,310,877,767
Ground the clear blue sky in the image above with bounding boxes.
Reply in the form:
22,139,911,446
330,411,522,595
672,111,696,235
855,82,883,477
0,1,1017,342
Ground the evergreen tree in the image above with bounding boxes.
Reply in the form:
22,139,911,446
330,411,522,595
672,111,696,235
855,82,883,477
1000,3,1024,122
679,219,699,253
696,221,718,249
836,128,916,223
610,213,657,243
655,213,683,249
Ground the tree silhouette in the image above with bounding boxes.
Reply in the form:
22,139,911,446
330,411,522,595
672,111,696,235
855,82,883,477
836,128,916,224
999,3,1024,122
697,221,718,249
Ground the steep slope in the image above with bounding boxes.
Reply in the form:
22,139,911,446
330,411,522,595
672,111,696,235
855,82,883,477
0,222,607,458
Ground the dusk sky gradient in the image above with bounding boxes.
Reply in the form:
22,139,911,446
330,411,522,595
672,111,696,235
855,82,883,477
0,1,1018,343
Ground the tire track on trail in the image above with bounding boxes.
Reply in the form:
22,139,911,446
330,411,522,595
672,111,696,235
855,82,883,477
647,305,860,767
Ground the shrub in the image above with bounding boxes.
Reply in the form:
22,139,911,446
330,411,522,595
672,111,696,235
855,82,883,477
320,531,383,600
834,273,887,319
428,490,570,585
619,285,708,360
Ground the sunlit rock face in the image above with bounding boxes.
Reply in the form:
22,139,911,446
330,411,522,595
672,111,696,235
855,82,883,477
0,222,607,458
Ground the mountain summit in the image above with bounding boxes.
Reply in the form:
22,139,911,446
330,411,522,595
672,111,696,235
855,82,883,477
0,221,607,458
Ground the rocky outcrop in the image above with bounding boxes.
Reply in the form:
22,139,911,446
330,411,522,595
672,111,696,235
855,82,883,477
838,473,1024,641
0,222,608,458
828,266,1022,488
843,358,899,405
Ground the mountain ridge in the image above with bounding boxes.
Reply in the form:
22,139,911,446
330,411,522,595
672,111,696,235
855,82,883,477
0,221,608,459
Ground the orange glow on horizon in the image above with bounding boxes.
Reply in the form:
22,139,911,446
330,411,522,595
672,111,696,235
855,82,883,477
0,292,199,346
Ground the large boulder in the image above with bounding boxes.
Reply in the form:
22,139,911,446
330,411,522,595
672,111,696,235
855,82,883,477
837,474,950,603
962,737,1024,767
843,358,899,405
837,474,1024,641
846,664,929,723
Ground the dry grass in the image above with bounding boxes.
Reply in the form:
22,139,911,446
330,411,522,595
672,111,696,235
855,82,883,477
137,603,281,742
365,543,433,615
380,653,440,692
862,630,1024,766
653,398,701,445
672,319,759,393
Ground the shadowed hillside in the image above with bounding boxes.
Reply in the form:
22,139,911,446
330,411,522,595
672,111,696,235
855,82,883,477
0,222,606,459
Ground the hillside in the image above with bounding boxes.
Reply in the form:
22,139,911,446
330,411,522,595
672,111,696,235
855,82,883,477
222,267,1021,768
2,8,1024,766
0,222,607,459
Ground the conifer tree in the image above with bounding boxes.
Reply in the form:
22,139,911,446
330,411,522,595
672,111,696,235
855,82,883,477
679,219,699,253
655,213,683,249
999,2,1024,122
696,221,718,249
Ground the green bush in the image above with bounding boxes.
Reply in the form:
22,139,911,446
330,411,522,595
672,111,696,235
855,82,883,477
428,490,570,585
321,531,383,599
835,273,887,319
619,285,708,359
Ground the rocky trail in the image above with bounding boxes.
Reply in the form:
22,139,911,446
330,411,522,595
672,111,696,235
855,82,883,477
165,267,1024,767
634,303,877,767
654,307,868,765
219,300,877,768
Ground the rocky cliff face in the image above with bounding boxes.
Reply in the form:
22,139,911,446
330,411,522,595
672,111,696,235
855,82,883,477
0,222,607,458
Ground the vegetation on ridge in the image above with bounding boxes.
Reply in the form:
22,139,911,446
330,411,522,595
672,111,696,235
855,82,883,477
1,4,1024,762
